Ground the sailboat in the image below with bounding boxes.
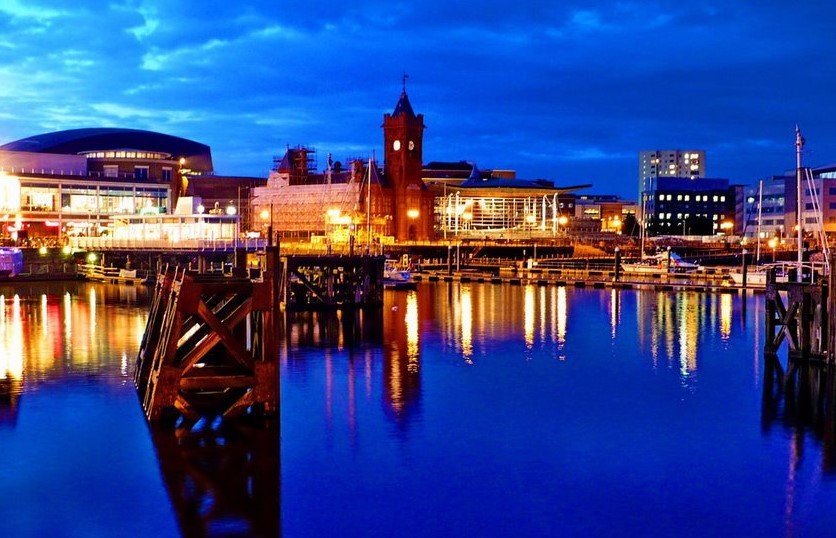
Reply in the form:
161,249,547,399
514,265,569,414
729,127,829,287
624,190,700,275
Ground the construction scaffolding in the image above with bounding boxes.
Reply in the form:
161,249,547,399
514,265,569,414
252,158,392,243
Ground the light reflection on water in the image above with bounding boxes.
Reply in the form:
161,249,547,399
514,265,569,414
1,281,836,537
282,283,836,537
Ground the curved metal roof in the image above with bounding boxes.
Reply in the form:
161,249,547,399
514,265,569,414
0,128,213,172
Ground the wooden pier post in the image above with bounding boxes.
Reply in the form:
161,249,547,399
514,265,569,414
135,247,281,423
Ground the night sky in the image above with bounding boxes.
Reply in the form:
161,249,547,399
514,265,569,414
0,1,834,198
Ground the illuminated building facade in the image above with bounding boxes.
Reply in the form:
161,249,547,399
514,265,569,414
639,149,705,221
644,177,743,236
573,195,638,234
432,177,584,239
252,91,435,244
0,128,263,243
253,90,592,244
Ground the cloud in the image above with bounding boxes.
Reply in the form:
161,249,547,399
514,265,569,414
0,0,66,24
127,5,160,40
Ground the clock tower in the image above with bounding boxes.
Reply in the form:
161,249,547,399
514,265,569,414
383,89,433,241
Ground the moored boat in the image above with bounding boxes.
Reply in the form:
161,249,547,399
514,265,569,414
384,259,416,289
622,251,700,275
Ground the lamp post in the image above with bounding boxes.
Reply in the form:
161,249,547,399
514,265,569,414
407,208,419,242
558,215,568,236
768,237,778,262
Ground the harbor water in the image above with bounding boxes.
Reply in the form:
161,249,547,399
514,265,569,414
1,281,836,536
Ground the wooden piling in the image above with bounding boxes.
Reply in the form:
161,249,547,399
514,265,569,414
135,248,281,423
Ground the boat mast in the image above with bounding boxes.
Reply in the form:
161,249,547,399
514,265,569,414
640,192,647,259
756,179,763,264
796,126,804,282
367,157,372,253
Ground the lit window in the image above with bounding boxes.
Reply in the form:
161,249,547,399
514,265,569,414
713,195,719,202
659,194,665,200
677,195,682,201
684,195,690,201
659,212,665,220
713,214,718,220
720,196,726,202
666,213,671,219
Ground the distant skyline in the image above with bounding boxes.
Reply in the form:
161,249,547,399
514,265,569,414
0,1,834,198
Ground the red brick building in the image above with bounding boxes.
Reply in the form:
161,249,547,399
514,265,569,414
383,91,434,241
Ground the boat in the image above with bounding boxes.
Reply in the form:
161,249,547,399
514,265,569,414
0,248,24,278
622,251,700,275
384,258,416,289
80,264,148,285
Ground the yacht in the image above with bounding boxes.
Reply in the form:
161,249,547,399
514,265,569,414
622,251,700,275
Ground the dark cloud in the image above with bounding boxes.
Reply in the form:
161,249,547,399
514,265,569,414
0,1,833,197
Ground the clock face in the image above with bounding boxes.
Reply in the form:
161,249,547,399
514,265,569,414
393,139,401,151
408,140,415,151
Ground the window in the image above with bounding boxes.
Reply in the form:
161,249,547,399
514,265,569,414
713,195,719,202
104,165,118,178
134,166,149,180
658,212,665,220
806,203,815,210
162,168,172,182
676,194,682,201
684,195,690,201
720,196,726,202
659,194,665,200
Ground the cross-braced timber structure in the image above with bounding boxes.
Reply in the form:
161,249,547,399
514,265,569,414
135,248,281,422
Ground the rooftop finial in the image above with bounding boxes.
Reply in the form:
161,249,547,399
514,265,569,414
402,71,409,93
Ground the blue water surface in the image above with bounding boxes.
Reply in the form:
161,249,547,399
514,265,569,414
282,284,836,537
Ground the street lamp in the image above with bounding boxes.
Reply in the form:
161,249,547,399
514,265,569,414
768,237,778,262
558,215,568,235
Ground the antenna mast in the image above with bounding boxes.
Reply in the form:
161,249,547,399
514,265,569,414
796,126,804,282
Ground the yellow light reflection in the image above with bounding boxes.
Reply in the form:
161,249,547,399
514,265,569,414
720,293,732,340
89,287,97,337
405,291,420,371
388,347,403,413
557,286,567,346
523,285,535,349
0,294,24,381
459,286,473,364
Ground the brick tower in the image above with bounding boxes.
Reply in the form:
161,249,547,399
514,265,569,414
383,89,434,241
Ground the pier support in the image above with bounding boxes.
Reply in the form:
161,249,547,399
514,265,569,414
764,267,828,360
279,255,384,312
135,248,281,422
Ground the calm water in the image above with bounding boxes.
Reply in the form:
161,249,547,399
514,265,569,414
1,281,836,536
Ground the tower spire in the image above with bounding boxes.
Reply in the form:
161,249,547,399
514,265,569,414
402,71,409,93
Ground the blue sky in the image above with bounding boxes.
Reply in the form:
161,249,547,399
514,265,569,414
0,1,833,198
